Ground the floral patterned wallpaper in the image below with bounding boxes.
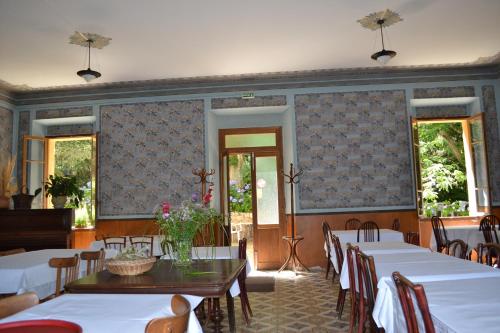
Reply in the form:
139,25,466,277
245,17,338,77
415,105,468,118
295,90,413,209
0,107,12,159
16,111,30,186
36,106,93,119
413,86,475,99
99,100,205,216
211,95,286,109
482,85,500,203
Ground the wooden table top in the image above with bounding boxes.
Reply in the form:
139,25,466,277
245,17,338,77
66,259,246,297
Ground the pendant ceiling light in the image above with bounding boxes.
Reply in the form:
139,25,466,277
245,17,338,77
358,9,402,66
371,19,397,65
69,32,111,83
77,39,101,82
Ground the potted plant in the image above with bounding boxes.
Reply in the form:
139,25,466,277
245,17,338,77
44,175,84,209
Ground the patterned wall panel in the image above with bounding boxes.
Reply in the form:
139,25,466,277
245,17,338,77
99,100,205,216
46,124,94,136
413,86,475,99
0,107,13,159
482,86,500,203
295,90,413,209
415,105,468,118
211,95,286,109
36,106,93,119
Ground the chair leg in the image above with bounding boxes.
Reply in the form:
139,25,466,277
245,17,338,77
332,267,337,282
325,257,331,279
240,295,251,325
349,294,357,333
240,278,253,317
337,288,346,319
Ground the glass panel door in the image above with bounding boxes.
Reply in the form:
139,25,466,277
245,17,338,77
467,113,490,213
22,135,46,208
255,155,279,225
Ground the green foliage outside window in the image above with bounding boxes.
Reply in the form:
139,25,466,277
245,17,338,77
418,122,469,217
228,154,252,213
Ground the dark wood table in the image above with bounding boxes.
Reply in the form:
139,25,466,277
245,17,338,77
66,259,246,332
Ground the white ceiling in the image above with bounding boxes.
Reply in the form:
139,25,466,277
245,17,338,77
1,0,499,89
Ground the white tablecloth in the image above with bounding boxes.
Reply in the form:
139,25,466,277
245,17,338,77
430,225,483,251
325,230,405,273
91,235,164,257
0,249,115,299
372,253,500,333
375,276,500,333
0,293,203,333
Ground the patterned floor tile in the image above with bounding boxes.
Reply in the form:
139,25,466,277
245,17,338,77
200,268,351,332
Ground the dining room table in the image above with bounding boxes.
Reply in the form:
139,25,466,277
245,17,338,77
429,224,484,251
339,243,500,333
0,248,116,299
323,227,406,273
65,258,246,333
0,293,204,333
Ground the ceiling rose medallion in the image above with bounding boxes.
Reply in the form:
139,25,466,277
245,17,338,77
69,32,111,82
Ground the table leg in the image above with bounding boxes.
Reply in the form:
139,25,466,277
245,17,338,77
226,290,236,333
212,297,222,333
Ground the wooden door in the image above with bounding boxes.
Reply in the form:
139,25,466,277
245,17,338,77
22,135,47,208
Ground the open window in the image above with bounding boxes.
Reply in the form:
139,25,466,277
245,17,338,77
412,114,491,217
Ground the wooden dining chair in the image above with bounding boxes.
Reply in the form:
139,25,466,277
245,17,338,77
0,292,39,319
103,236,127,251
345,218,361,230
392,218,400,231
322,222,334,280
80,249,105,275
0,248,26,257
479,216,499,244
477,243,500,267
238,238,253,325
358,251,379,333
346,244,359,333
331,233,346,319
48,254,80,297
129,236,154,256
405,232,420,246
445,239,468,259
392,271,436,333
145,294,190,333
431,216,449,253
480,214,500,229
357,221,380,242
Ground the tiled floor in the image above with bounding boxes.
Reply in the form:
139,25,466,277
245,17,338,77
200,268,351,332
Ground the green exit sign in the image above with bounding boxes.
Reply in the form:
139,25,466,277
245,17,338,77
241,92,255,99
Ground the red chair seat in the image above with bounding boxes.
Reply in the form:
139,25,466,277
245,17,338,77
0,319,82,333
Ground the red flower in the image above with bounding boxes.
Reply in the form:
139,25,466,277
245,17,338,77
203,188,213,206
162,202,170,214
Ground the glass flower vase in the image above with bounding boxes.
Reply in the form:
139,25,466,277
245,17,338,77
174,239,193,266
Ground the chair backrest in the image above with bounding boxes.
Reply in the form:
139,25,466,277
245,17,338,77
322,222,332,256
145,294,191,333
345,218,361,230
357,221,380,242
346,244,358,312
330,233,344,272
446,239,468,259
392,218,400,231
0,248,26,257
479,216,499,244
430,216,448,252
238,238,248,279
358,250,378,312
48,254,80,297
0,292,39,319
477,242,500,267
103,236,127,251
80,249,105,275
481,214,500,229
392,271,436,333
405,232,420,246
129,236,154,257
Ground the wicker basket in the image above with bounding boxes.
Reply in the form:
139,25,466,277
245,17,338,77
105,257,156,276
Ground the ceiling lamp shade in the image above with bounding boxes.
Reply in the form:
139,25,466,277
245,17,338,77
77,40,101,82
371,19,397,65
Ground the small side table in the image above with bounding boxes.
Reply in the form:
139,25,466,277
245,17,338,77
278,235,310,273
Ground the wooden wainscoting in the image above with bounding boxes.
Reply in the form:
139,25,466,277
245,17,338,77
95,219,159,240
291,210,419,269
71,228,96,249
